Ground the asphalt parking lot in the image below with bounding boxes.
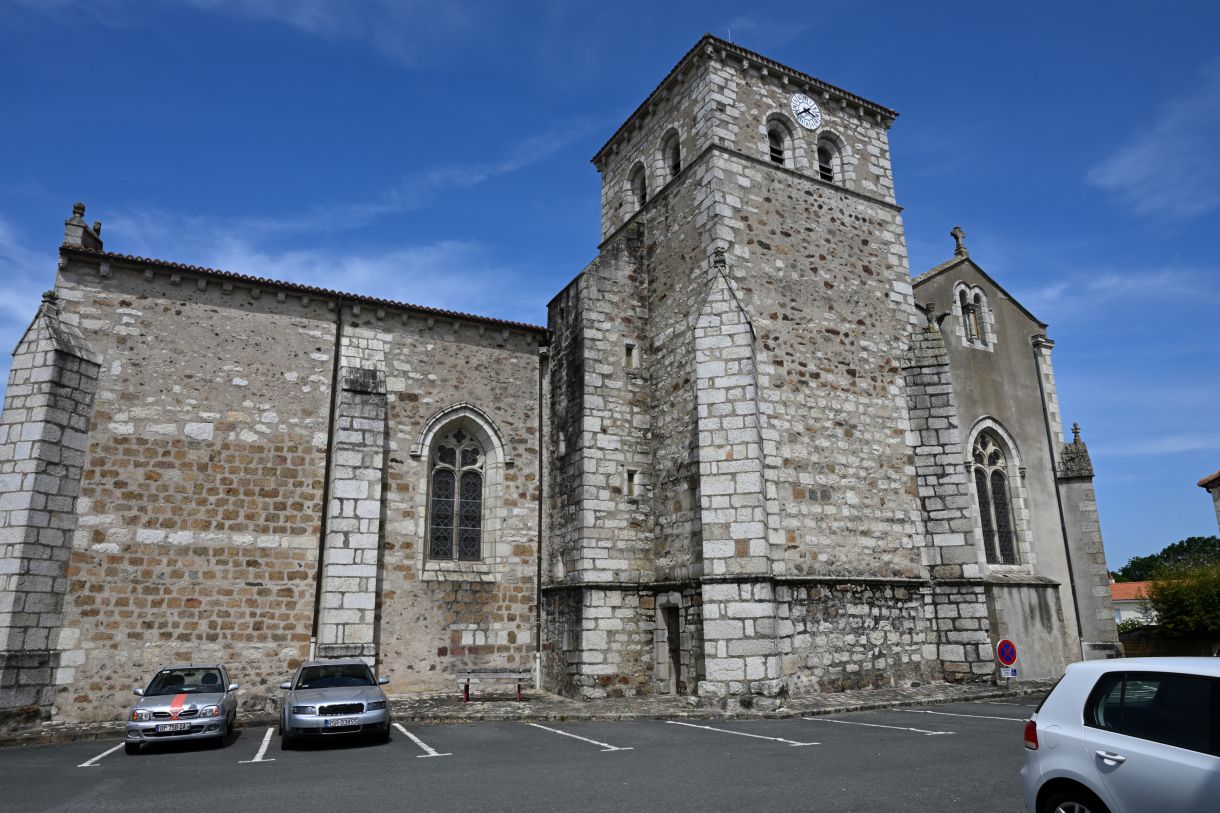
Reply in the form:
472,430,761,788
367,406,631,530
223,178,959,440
0,697,1042,812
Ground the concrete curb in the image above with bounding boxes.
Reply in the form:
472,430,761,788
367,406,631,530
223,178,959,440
0,679,1053,749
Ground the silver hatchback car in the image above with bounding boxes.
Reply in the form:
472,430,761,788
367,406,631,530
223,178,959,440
279,659,391,748
124,664,240,754
1021,657,1220,813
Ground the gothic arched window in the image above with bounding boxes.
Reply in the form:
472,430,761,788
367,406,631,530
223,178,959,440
428,427,485,561
972,432,1017,565
768,128,786,165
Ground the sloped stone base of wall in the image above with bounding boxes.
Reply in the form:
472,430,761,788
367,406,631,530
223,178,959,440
0,650,57,733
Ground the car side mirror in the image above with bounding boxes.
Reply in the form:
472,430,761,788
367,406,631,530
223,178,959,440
133,688,144,697
228,683,240,693
279,681,292,690
378,676,390,685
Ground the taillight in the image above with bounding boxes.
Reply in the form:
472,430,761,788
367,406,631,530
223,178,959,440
1023,719,1039,750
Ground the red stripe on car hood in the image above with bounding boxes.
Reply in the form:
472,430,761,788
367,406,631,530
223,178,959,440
169,693,188,719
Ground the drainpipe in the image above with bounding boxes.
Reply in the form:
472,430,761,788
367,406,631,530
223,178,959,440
310,297,346,655
1031,335,1085,660
534,343,549,689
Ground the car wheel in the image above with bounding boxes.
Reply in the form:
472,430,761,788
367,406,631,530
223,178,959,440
279,726,294,751
374,723,391,744
1041,788,1110,813
124,742,140,756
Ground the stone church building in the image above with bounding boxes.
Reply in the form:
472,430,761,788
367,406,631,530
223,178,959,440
0,35,1118,726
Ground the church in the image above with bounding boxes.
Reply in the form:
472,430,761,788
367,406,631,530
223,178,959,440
0,35,1118,727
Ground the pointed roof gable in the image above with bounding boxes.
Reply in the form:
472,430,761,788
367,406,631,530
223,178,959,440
912,255,1047,330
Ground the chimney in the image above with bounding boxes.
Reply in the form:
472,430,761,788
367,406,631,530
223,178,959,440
63,201,104,251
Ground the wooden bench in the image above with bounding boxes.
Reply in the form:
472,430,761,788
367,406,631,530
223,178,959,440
456,669,532,702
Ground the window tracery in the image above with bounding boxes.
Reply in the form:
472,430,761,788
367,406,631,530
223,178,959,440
972,431,1017,564
429,427,485,561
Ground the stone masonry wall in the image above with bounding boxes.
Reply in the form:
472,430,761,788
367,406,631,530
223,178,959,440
50,258,334,721
1057,430,1120,658
785,581,935,693
903,316,993,681
371,309,543,691
0,293,99,730
315,336,388,663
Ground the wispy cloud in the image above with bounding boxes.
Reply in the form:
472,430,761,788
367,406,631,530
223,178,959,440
0,216,51,322
3,0,490,65
202,238,550,326
181,0,489,65
1097,433,1220,457
1088,62,1220,219
1017,266,1220,316
108,116,597,246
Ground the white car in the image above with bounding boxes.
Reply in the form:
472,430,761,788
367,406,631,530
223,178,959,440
1021,657,1220,813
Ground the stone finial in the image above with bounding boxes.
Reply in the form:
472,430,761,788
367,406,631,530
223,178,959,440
41,290,59,305
712,247,727,270
951,225,968,258
1059,421,1094,480
63,201,103,251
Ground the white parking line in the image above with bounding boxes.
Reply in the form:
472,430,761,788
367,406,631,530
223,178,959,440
393,723,451,758
900,709,1026,722
78,742,125,768
666,720,819,747
239,727,276,763
803,717,953,736
527,723,633,752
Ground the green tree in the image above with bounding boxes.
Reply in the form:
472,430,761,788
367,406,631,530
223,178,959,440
1112,536,1220,582
1146,561,1220,638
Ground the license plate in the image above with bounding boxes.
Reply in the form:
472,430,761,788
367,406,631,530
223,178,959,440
156,722,191,733
323,716,359,728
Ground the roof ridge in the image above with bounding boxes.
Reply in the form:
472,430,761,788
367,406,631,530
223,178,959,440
59,245,548,335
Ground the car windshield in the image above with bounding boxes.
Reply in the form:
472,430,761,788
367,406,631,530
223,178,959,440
145,668,224,696
294,664,375,690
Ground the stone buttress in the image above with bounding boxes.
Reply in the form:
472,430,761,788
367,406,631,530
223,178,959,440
0,286,100,730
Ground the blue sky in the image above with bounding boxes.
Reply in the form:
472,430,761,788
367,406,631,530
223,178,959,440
1,1,1218,568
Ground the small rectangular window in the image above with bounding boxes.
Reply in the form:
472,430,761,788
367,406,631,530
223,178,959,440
626,469,637,497
625,343,636,369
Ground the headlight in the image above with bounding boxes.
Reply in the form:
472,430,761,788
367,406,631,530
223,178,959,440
291,705,316,715
366,701,387,711
130,709,151,722
199,706,221,718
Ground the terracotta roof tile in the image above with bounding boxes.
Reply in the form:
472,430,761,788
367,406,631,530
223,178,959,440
1198,470,1220,489
1110,581,1151,601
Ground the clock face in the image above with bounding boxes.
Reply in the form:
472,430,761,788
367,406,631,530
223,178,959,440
791,93,822,130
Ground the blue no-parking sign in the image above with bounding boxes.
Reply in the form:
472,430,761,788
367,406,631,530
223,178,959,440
996,639,1018,667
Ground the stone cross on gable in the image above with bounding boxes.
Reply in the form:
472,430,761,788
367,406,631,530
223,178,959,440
951,225,968,258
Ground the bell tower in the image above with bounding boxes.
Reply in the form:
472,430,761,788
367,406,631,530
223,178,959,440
546,36,968,707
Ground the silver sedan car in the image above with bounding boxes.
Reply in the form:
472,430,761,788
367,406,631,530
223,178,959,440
124,664,239,754
279,659,391,748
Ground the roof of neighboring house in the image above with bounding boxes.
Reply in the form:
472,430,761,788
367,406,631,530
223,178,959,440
1198,470,1220,490
1110,581,1152,602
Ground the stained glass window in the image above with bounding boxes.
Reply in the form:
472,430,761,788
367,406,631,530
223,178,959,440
428,428,484,561
972,432,1018,565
